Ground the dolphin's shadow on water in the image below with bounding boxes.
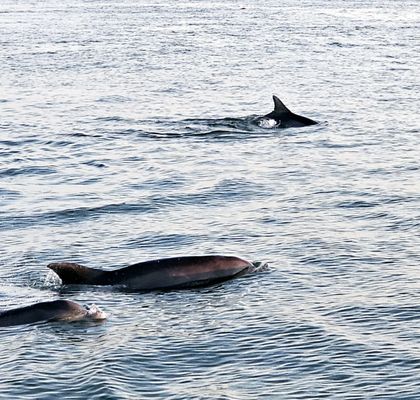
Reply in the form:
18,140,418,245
136,116,260,140
152,115,320,140
97,95,322,140
139,116,323,140
79,96,323,140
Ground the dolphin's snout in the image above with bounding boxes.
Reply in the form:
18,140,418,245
47,263,56,270
86,304,107,321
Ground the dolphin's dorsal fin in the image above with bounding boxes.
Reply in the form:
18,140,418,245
273,95,291,114
48,262,105,284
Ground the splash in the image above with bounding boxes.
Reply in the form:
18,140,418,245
257,118,279,129
249,261,270,273
43,269,62,287
85,304,107,321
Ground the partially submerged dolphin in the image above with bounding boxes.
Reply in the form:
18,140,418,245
0,299,107,327
256,95,317,128
48,255,252,291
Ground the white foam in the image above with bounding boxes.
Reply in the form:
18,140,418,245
258,118,279,129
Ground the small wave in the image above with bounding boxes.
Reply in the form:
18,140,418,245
0,166,56,178
386,218,420,232
82,160,107,168
337,200,379,209
0,188,21,197
125,233,207,249
0,137,39,147
328,41,358,48
96,96,133,103
94,116,135,123
0,201,159,230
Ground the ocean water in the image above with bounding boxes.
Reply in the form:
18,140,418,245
0,0,419,398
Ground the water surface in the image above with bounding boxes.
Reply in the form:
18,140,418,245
0,0,419,399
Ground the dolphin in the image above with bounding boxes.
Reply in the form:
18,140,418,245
48,255,252,291
256,95,317,129
0,299,107,327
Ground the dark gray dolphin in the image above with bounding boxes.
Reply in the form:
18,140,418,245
256,95,317,128
0,300,107,327
48,255,252,291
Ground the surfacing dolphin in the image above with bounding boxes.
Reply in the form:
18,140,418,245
256,95,317,129
0,299,107,327
48,255,252,291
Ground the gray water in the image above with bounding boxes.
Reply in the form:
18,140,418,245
0,0,419,398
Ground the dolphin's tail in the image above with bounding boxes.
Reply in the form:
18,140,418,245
48,262,105,285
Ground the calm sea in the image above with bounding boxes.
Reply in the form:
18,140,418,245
0,0,419,398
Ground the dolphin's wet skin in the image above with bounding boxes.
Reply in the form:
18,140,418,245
0,256,263,327
48,255,252,291
256,95,318,129
0,300,107,327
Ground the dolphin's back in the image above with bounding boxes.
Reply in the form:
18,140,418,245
0,300,85,327
48,255,252,290
115,255,251,290
48,262,107,284
287,112,318,127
